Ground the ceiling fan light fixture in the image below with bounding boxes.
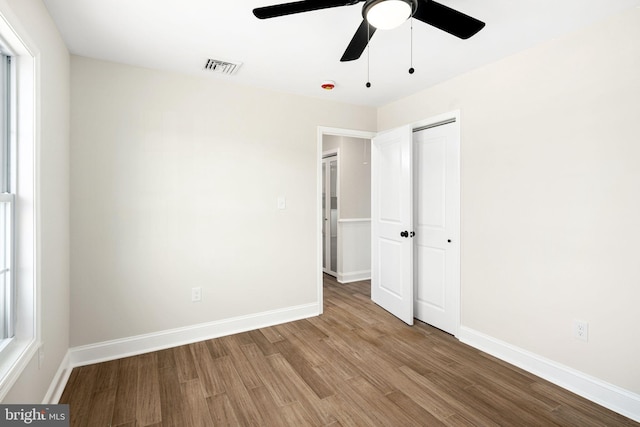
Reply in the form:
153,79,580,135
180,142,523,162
364,0,414,30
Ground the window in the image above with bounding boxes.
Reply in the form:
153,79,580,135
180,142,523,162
0,12,38,399
0,49,13,349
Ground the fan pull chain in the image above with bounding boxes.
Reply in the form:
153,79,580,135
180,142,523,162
409,18,415,74
366,22,371,88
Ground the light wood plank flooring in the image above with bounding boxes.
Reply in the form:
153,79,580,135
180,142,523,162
60,275,638,426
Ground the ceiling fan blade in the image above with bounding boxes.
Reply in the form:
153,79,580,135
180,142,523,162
413,0,485,39
340,20,376,62
253,0,357,19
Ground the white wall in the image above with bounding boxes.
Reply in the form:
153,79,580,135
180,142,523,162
70,56,375,347
0,0,70,403
378,9,640,395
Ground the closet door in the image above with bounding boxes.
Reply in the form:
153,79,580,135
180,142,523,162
371,118,460,332
413,121,460,335
371,125,414,325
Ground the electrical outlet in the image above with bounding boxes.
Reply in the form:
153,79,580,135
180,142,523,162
574,320,589,342
191,287,202,302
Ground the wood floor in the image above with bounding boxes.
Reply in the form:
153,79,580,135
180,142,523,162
60,275,637,426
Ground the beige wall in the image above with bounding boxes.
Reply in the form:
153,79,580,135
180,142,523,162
322,134,340,152
378,9,640,393
1,0,70,402
70,56,376,346
339,137,371,219
322,135,371,219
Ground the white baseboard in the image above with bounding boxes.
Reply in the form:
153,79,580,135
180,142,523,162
42,351,72,404
68,302,319,368
337,270,371,283
458,326,640,423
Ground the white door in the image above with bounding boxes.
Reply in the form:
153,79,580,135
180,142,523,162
413,121,460,335
371,125,414,325
322,156,338,276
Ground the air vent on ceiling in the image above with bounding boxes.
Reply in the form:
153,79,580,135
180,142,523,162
204,58,242,75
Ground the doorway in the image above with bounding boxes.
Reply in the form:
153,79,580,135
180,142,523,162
317,127,376,314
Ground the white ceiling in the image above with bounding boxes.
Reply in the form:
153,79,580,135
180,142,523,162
42,0,640,107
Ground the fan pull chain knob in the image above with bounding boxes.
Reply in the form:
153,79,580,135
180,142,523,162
409,67,415,74
366,82,371,88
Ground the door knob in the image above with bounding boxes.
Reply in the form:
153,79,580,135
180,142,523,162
410,231,416,237
400,231,409,238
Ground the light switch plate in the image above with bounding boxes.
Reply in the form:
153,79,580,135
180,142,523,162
277,196,286,210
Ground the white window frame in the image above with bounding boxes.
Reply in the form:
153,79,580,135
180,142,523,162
0,11,39,401
0,48,14,348
0,191,16,347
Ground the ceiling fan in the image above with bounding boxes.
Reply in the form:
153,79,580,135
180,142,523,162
253,0,486,62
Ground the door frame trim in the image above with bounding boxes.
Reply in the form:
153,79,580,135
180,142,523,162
317,127,376,314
